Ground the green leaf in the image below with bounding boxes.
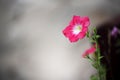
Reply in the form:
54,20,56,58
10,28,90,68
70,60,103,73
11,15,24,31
86,31,90,37
92,63,97,69
92,36,95,39
93,28,97,34
98,56,104,60
90,75,98,80
96,35,100,39
90,40,95,43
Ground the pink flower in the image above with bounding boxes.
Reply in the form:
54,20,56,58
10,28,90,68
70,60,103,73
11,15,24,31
82,46,96,58
62,15,90,42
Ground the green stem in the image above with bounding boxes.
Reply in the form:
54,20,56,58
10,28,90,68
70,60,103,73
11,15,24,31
94,29,102,80
87,29,106,80
96,40,101,80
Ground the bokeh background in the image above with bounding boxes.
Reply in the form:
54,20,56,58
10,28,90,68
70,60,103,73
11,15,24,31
0,0,120,80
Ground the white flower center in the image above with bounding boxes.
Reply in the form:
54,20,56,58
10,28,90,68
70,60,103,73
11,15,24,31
73,25,82,35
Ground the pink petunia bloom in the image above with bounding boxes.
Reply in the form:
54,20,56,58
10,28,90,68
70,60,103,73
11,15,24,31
62,15,90,42
82,46,96,58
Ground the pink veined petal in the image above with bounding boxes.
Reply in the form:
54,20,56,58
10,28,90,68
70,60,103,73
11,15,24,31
80,16,90,27
82,46,96,58
82,27,88,32
62,15,90,42
82,51,88,58
87,47,96,54
69,35,79,42
63,25,73,37
84,21,90,27
63,25,79,42
69,15,81,25
77,32,86,39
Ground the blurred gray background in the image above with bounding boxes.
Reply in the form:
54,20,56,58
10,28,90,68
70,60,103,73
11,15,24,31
0,0,120,80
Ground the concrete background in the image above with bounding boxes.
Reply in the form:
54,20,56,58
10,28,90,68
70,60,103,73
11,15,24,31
0,0,120,80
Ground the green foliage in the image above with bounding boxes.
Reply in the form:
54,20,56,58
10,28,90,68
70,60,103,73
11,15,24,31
86,28,106,80
91,75,98,80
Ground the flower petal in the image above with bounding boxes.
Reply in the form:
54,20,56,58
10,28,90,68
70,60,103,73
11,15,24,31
69,15,81,25
62,15,90,42
80,16,90,27
82,46,96,58
77,32,86,39
63,25,73,37
69,35,79,42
